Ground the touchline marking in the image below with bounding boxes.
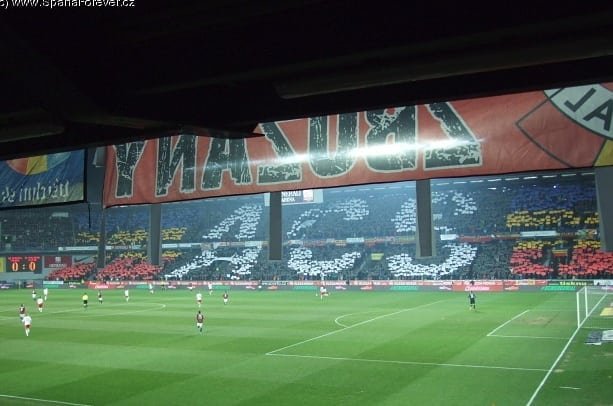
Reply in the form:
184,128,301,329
267,353,548,372
47,303,166,315
267,300,446,355
526,293,609,406
80,303,167,318
488,334,568,340
487,310,529,336
0,393,92,406
559,386,581,390
47,303,167,317
0,304,167,325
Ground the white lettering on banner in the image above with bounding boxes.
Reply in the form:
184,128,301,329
109,104,486,204
2,180,72,205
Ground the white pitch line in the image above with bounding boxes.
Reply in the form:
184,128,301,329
527,309,575,312
526,293,609,406
334,314,351,328
488,334,568,340
581,326,612,330
0,393,92,406
487,310,529,336
334,311,378,328
77,303,167,318
44,302,166,316
0,304,167,325
267,300,446,355
267,353,548,372
559,386,581,390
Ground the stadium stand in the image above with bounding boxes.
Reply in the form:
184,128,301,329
509,240,556,278
155,172,599,281
96,258,161,281
469,240,514,279
1,169,601,282
202,204,262,241
287,246,362,278
557,240,613,278
47,262,97,281
386,243,477,279
164,247,262,280
505,183,597,232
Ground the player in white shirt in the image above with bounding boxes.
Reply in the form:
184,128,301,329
208,282,213,295
223,291,229,305
36,296,44,312
124,288,130,302
319,285,328,300
22,314,32,336
196,292,203,308
43,287,49,301
148,283,154,294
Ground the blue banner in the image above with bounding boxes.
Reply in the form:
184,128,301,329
0,151,85,208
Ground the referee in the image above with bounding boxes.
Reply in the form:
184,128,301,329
468,291,476,310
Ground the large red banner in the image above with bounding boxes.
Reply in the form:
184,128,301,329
104,83,613,207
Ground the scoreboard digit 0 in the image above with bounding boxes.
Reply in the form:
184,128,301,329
6,255,43,273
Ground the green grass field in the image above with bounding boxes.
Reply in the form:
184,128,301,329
0,288,611,405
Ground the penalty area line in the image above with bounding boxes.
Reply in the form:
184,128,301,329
486,310,529,336
267,300,446,355
267,353,547,372
526,292,609,406
0,393,92,406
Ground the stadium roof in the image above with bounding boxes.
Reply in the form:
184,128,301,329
0,2,612,160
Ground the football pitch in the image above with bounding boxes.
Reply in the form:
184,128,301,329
0,289,611,405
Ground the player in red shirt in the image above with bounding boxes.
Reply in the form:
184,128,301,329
196,310,205,334
19,304,26,321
